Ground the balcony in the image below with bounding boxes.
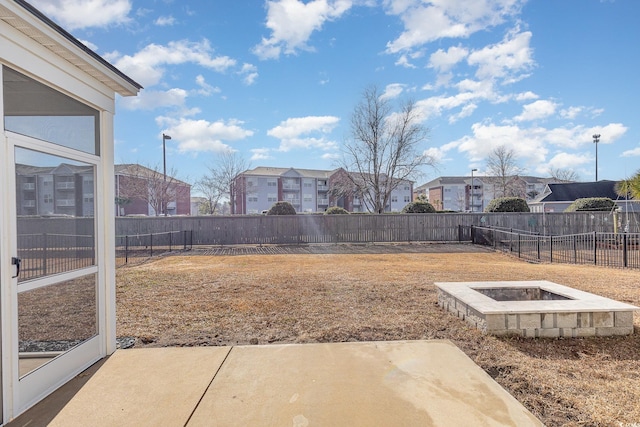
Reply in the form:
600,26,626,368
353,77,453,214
317,185,328,191
317,198,329,205
22,200,36,208
285,199,300,206
23,183,36,190
282,184,298,191
56,182,75,190
56,199,75,207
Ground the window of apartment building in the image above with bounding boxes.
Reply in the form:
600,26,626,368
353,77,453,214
247,178,257,187
248,196,258,202
267,194,277,202
267,179,277,187
404,196,411,203
404,185,410,191
84,194,94,203
43,194,53,203
391,195,398,203
303,180,313,188
444,188,451,193
303,194,313,202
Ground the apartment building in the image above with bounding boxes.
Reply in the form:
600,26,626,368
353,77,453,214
232,167,413,214
419,175,550,212
15,163,95,217
115,164,191,216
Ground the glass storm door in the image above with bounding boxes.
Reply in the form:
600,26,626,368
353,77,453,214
3,65,105,417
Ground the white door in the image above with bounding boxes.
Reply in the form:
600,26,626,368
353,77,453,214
8,137,103,416
2,65,106,419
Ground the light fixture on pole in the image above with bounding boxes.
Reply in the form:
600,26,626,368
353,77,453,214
592,134,600,182
162,133,171,216
471,168,478,212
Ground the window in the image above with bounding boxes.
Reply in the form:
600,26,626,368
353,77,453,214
44,194,53,203
248,196,258,203
267,194,277,202
404,185,410,191
267,179,277,187
303,194,313,202
391,195,398,203
444,188,452,193
404,196,411,203
247,178,256,187
3,66,100,155
303,181,313,188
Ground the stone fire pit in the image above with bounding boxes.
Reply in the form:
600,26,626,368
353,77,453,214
435,281,638,338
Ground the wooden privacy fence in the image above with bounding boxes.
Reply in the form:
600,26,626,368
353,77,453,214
472,226,640,269
115,211,640,246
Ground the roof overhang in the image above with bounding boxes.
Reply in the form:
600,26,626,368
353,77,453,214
0,0,142,96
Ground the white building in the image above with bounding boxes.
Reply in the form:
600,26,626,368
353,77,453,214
419,175,550,212
233,167,413,214
0,0,140,421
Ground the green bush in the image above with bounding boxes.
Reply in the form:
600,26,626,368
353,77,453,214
325,206,349,215
564,197,615,212
266,201,297,215
485,197,530,213
401,201,436,213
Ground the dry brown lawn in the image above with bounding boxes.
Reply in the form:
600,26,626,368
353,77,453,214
116,244,640,427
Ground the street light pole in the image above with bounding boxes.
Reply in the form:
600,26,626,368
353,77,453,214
162,133,171,216
470,168,477,212
592,134,600,182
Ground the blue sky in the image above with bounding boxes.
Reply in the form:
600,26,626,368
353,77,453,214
32,0,640,192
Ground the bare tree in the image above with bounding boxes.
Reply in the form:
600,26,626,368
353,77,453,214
117,164,189,216
339,85,434,213
547,167,580,183
194,174,224,215
207,151,250,214
485,145,523,198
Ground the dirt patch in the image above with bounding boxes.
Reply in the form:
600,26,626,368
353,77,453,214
116,243,640,426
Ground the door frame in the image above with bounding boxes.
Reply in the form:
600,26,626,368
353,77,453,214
5,131,107,417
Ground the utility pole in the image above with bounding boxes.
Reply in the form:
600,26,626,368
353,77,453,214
592,134,600,181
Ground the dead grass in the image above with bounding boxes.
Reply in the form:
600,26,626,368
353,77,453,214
116,244,640,427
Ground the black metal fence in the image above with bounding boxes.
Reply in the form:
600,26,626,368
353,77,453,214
116,230,193,266
17,233,95,282
471,226,640,269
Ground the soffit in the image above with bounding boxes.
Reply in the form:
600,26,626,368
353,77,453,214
0,2,141,96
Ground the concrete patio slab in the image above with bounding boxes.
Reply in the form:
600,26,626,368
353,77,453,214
9,340,543,427
47,347,231,427
188,340,541,426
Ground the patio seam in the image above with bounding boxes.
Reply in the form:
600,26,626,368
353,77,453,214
183,346,234,426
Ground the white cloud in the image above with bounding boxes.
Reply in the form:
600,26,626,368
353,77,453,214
239,63,259,85
381,83,406,100
194,75,220,96
321,152,340,160
448,103,477,123
156,117,254,154
513,100,558,122
428,45,469,73
455,122,548,168
622,146,640,158
30,0,132,30
119,88,188,110
110,39,236,87
155,16,176,26
515,91,538,101
253,0,353,60
395,55,416,68
560,106,583,120
467,29,534,83
250,148,273,161
267,115,340,151
546,152,591,171
384,0,526,53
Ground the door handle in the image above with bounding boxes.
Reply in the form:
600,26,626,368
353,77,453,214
11,257,21,278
